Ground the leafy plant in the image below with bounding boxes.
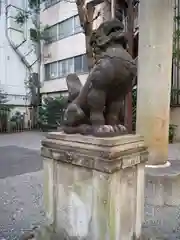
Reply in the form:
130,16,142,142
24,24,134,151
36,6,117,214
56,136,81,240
173,12,180,62
38,95,68,131
15,11,29,25
10,111,25,131
0,107,11,133
169,124,177,143
0,88,10,133
132,86,137,131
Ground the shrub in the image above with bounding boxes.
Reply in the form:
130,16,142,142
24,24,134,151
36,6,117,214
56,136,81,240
38,95,68,131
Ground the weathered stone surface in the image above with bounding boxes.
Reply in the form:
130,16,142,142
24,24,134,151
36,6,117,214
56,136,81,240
41,132,148,239
41,132,147,173
143,160,180,239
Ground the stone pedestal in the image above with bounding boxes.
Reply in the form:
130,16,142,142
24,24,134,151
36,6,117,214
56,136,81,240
41,132,148,239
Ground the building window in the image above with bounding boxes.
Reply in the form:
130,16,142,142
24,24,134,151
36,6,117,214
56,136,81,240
58,18,74,40
82,54,89,72
47,62,58,79
74,15,82,34
74,55,88,73
45,54,88,81
58,58,74,78
44,0,61,9
45,24,58,43
45,15,82,44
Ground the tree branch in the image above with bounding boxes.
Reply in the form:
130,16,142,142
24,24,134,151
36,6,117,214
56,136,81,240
91,11,101,23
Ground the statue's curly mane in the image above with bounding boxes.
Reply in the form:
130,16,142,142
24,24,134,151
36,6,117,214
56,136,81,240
90,19,127,53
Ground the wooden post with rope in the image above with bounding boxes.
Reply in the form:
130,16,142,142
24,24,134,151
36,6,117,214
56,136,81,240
111,0,116,18
111,0,135,132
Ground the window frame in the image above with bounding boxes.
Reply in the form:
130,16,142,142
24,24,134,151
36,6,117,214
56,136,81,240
44,15,82,44
58,17,74,40
44,54,88,81
44,24,58,44
73,15,82,34
74,55,83,73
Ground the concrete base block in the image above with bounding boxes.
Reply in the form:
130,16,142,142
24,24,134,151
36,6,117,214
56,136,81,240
41,132,148,240
145,160,180,206
144,160,180,239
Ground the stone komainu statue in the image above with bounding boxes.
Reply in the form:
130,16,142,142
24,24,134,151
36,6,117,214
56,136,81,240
62,19,137,137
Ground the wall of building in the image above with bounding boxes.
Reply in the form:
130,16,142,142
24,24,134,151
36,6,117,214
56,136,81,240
40,1,88,94
0,0,38,110
40,0,110,95
41,73,87,94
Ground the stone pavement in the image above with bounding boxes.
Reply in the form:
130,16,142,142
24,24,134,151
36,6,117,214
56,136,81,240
143,143,180,239
0,131,45,150
0,132,46,240
0,131,180,239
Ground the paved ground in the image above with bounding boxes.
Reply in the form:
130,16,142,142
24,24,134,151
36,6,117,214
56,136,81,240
143,144,180,239
0,131,180,239
0,131,45,150
0,132,46,240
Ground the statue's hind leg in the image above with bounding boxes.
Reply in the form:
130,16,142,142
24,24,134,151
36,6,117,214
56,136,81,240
103,97,127,135
105,99,122,125
87,88,106,125
86,58,113,126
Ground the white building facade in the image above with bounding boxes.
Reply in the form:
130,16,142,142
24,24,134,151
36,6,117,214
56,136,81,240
40,0,88,98
0,0,38,113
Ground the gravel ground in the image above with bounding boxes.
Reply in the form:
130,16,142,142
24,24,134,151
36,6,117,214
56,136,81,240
0,171,45,240
0,132,46,239
143,204,180,239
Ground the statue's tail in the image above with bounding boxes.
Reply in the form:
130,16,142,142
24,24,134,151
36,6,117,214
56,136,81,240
66,73,82,103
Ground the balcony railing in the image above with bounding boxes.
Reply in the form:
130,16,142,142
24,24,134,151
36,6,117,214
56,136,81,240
44,0,61,9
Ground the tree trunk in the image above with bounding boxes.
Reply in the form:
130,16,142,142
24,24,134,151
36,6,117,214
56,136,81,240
84,4,95,70
30,11,41,128
76,0,112,70
76,0,94,70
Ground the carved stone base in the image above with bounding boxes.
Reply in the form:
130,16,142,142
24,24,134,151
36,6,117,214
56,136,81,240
41,132,148,239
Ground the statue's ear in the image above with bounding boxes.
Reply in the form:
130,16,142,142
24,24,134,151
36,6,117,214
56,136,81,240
66,73,82,102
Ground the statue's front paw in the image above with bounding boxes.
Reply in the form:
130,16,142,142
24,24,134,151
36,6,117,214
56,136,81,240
62,124,128,137
93,124,127,137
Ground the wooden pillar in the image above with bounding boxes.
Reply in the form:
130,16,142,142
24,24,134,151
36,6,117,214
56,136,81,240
111,0,116,18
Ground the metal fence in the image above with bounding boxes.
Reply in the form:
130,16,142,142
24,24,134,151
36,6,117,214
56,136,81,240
0,106,37,134
0,98,67,133
171,0,180,106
